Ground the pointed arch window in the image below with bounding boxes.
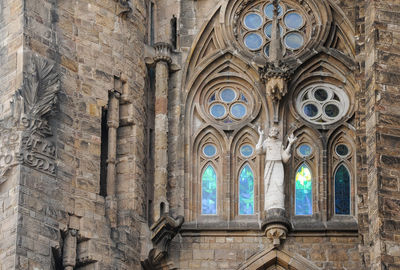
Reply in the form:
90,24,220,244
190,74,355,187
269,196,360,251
239,164,254,215
334,164,350,215
295,163,312,215
202,165,217,215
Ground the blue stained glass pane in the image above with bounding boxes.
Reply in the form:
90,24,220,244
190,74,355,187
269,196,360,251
223,117,233,123
264,3,283,19
241,94,248,102
203,145,217,157
239,165,254,215
231,103,247,118
264,23,283,39
284,32,304,50
240,145,254,157
303,103,318,117
335,165,350,215
284,13,303,29
298,144,312,157
220,89,236,102
209,93,216,102
202,165,217,214
244,33,263,50
295,164,312,215
244,13,263,30
336,144,349,157
325,104,339,117
210,104,226,118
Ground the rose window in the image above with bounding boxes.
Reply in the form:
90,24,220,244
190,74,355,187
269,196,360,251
240,1,306,58
296,84,350,125
207,88,249,123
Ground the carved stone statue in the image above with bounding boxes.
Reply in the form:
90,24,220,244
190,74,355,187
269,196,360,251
256,126,297,211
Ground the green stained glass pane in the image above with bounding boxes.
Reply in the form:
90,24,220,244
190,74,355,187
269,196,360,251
239,164,254,215
295,164,312,215
202,165,217,214
335,165,350,215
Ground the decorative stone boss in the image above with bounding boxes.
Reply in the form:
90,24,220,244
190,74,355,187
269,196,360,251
256,126,297,212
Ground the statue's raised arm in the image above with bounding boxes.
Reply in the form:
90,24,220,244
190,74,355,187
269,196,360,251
282,133,297,163
256,126,265,155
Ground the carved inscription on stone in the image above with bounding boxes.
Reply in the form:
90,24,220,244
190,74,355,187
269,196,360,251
0,55,60,179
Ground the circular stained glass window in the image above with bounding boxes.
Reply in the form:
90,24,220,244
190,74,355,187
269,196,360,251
284,32,304,50
296,84,350,125
220,89,236,103
298,144,312,157
325,104,340,118
264,23,283,39
284,12,303,29
244,13,263,30
264,44,270,57
231,103,247,119
210,104,226,118
264,3,283,19
303,103,319,118
203,144,217,157
240,145,254,157
240,1,306,60
336,144,349,157
314,89,328,101
244,33,263,50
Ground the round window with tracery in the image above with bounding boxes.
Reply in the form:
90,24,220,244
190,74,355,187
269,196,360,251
296,84,350,125
240,0,307,59
208,88,249,123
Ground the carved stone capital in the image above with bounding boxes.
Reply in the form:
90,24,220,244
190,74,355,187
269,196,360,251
153,42,172,65
264,224,288,247
259,61,293,82
141,214,184,269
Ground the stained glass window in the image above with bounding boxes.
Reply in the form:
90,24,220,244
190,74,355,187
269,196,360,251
203,144,217,157
335,165,350,215
240,145,254,157
239,164,254,215
284,32,304,49
210,104,226,118
202,165,217,214
295,164,312,215
244,33,263,50
220,88,236,102
244,13,263,30
230,103,247,118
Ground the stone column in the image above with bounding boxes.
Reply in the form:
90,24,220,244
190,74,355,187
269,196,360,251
106,90,120,227
153,43,172,222
62,229,77,270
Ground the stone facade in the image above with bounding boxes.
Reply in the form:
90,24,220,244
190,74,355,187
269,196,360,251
0,1,399,270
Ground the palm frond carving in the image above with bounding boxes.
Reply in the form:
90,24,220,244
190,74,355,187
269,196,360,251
18,56,60,119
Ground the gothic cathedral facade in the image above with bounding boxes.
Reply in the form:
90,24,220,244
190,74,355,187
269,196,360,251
0,0,399,269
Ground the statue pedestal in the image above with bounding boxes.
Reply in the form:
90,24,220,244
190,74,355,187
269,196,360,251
262,208,291,247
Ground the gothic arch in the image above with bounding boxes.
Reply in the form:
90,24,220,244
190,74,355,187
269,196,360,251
327,125,356,218
288,126,322,217
230,126,260,218
237,248,321,270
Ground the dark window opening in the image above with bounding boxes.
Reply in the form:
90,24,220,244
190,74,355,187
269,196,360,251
171,15,177,49
150,2,155,45
100,107,108,197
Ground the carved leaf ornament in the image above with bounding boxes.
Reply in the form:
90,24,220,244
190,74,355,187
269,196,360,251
18,57,60,119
